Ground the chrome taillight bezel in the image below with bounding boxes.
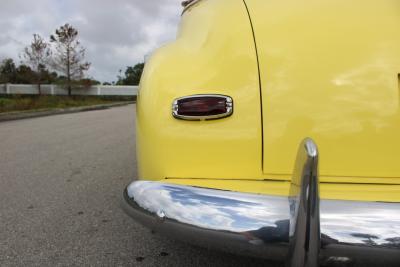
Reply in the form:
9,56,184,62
172,94,233,121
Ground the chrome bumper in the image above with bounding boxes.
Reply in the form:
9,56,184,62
122,140,400,266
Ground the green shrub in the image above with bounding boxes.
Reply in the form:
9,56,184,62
0,95,131,113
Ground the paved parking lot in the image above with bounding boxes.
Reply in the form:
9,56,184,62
0,105,280,267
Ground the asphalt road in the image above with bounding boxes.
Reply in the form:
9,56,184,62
0,105,281,267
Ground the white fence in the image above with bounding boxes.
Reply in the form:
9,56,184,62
0,84,138,96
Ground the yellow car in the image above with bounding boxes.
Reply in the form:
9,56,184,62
122,0,400,265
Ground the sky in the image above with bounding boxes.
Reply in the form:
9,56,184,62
0,0,182,83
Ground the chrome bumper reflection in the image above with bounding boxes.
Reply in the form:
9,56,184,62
122,139,400,266
123,181,400,265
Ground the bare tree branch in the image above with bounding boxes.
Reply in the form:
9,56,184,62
50,23,91,96
21,34,51,95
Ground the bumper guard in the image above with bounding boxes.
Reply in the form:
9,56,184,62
122,139,400,266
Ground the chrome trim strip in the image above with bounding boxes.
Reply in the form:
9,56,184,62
288,139,320,267
182,0,202,15
172,94,233,121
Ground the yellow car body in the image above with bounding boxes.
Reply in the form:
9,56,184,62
137,0,400,202
125,0,400,265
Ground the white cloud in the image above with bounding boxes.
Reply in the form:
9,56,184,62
0,0,182,82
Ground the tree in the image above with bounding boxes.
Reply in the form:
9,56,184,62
1,59,58,85
80,78,100,89
15,64,34,84
50,24,90,96
0,58,17,83
116,63,144,85
21,34,52,94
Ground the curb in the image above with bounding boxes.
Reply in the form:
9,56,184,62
0,101,135,122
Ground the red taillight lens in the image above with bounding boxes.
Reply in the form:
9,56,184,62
178,97,226,116
173,95,233,120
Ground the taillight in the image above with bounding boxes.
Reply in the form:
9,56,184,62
172,95,233,121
